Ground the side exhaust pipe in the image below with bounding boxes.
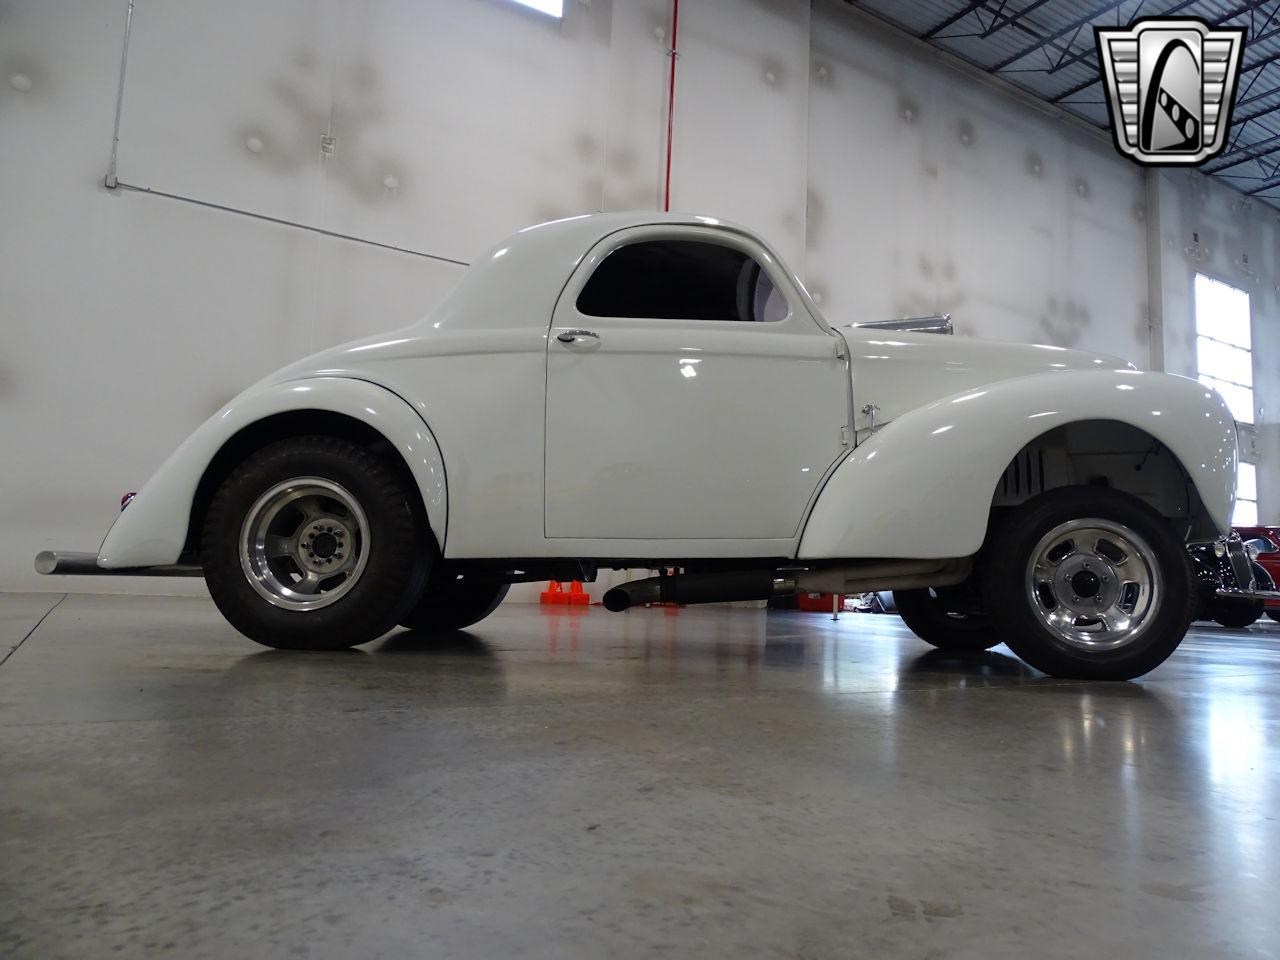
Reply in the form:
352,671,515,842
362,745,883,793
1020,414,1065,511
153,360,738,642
34,550,203,577
603,571,796,612
602,558,973,612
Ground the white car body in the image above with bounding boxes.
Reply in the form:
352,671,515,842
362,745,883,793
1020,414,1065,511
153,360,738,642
39,211,1252,678
82,213,1239,576
83,211,1235,574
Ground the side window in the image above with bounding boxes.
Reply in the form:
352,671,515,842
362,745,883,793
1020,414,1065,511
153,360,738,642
576,239,789,322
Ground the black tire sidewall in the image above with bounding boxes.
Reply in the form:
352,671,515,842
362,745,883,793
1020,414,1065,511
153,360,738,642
202,437,431,649
401,580,510,633
983,487,1194,680
1210,602,1264,629
894,588,999,651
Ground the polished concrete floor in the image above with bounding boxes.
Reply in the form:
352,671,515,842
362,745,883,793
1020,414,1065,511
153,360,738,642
2,593,1279,959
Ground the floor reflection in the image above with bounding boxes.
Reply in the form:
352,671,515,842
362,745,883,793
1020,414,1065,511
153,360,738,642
377,628,495,657
904,647,1037,682
5,594,1280,958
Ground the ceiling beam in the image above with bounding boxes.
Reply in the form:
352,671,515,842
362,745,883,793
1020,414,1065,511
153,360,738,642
988,0,1129,72
1201,129,1280,174
1048,0,1258,103
1246,175,1280,194
1227,82,1280,127
922,0,991,39
980,0,1057,40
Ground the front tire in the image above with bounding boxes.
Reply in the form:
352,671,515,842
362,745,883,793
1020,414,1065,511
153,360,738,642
202,436,430,650
400,578,510,633
1209,562,1274,628
982,487,1194,680
1210,601,1264,629
894,586,999,650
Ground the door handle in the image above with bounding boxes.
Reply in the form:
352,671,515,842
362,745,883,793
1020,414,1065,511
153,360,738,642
556,329,600,344
861,403,880,432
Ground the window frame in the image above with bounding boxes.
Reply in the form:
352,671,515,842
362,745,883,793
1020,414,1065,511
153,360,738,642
557,225,822,334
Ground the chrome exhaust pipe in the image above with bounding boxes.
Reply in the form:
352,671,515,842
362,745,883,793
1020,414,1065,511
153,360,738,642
34,550,203,577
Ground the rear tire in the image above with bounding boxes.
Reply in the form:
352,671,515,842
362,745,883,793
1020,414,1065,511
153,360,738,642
982,487,1194,680
400,579,510,633
894,587,999,651
202,436,430,650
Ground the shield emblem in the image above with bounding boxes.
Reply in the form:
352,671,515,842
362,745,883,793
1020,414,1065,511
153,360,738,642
1095,18,1245,166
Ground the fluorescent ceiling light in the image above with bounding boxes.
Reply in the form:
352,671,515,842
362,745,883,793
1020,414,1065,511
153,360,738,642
508,0,563,16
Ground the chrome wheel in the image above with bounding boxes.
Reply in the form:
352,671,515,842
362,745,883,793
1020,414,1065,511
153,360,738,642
1026,517,1161,652
239,477,370,611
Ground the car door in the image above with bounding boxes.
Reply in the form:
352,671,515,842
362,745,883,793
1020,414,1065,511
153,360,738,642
544,225,851,547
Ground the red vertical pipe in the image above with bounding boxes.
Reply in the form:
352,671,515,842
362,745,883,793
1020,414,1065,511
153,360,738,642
663,0,680,212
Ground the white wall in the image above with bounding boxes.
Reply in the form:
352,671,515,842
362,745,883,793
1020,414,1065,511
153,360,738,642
1,0,1276,598
1149,169,1280,519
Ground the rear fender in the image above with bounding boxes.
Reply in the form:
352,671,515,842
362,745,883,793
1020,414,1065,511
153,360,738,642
798,369,1236,560
98,377,447,568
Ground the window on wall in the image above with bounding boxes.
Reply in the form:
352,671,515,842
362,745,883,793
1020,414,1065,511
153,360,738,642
507,0,563,16
1236,462,1258,527
1194,274,1253,423
1193,273,1256,525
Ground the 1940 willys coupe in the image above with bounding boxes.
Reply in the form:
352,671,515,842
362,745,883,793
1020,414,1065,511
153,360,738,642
37,213,1270,679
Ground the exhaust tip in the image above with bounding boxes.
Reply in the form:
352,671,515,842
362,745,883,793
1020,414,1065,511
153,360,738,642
34,551,57,575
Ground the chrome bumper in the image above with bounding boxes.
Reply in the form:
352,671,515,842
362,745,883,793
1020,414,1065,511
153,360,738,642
1211,533,1279,600
1215,588,1280,601
34,550,202,577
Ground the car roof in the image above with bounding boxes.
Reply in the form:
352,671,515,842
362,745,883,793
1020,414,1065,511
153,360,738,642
419,212,767,332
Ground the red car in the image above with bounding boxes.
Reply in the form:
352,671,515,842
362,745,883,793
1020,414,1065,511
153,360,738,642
1236,526,1280,624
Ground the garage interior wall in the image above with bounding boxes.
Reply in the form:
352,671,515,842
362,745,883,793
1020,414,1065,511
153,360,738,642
1,0,1276,597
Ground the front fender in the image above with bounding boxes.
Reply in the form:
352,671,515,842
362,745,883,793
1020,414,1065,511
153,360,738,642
98,377,447,568
798,369,1236,560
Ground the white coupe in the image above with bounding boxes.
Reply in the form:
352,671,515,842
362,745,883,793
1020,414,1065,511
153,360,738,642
38,213,1257,679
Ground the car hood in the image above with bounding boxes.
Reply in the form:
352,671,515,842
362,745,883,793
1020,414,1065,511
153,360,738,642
841,326,1135,432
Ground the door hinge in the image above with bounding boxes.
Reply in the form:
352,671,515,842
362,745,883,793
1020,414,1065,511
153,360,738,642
840,425,851,447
